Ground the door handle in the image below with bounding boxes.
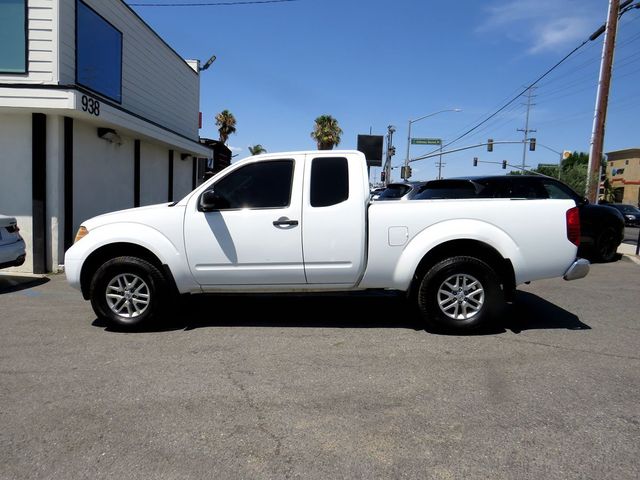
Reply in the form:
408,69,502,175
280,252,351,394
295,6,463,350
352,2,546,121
273,217,299,227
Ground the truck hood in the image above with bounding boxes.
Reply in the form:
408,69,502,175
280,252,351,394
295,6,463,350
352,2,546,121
82,203,176,230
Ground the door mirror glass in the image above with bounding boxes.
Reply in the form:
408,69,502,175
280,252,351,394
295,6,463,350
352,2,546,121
199,190,229,211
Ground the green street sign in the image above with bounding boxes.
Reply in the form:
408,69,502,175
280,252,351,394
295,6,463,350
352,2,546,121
411,138,442,145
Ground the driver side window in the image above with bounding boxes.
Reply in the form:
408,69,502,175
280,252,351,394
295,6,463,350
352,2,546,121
208,160,294,209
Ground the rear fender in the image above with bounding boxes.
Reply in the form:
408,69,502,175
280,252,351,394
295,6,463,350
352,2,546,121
392,219,524,290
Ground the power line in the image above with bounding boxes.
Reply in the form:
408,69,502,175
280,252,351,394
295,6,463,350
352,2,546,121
128,0,299,6
425,16,625,155
433,40,593,153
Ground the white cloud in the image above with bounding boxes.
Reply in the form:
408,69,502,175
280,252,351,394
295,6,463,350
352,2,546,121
228,145,243,153
477,0,599,54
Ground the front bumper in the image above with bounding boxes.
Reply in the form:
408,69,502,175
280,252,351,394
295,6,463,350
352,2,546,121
64,251,83,291
563,258,590,281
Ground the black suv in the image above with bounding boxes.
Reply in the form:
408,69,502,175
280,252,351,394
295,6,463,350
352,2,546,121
413,175,625,262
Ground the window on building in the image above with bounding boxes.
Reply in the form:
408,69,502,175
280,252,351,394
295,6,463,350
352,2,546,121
76,0,122,102
310,157,349,207
210,160,294,209
0,0,27,73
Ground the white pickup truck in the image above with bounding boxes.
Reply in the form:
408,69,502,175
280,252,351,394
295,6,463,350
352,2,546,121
65,150,589,331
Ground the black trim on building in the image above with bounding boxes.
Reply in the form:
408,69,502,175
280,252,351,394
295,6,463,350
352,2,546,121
32,113,47,274
192,158,197,190
168,149,174,202
134,139,141,207
63,117,74,251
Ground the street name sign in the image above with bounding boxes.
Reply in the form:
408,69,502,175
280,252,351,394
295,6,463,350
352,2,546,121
411,138,442,145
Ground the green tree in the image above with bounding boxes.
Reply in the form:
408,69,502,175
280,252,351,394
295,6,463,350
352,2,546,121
215,110,236,144
248,144,267,155
311,115,342,150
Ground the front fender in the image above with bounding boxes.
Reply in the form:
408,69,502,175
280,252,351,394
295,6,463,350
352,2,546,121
64,222,199,294
392,219,524,290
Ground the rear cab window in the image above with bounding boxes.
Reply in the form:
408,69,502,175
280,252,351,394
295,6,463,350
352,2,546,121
310,157,349,207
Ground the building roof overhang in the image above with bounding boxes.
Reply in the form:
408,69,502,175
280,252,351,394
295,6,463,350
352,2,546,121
0,85,211,158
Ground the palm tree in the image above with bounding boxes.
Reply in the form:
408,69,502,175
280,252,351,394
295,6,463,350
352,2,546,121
311,115,342,150
215,110,237,144
248,144,267,155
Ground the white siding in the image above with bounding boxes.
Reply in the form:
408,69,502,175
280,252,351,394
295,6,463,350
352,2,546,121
58,0,75,85
58,0,200,140
46,115,64,270
140,142,169,206
0,0,55,84
174,157,193,200
0,113,33,272
73,120,134,230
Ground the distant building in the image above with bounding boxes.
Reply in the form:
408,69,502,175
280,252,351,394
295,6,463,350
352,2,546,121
0,0,212,273
606,148,640,206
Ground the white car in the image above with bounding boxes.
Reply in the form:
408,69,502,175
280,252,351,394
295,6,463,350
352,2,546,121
66,150,588,331
0,215,26,269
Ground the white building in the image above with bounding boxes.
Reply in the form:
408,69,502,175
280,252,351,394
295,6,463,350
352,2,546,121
0,0,212,273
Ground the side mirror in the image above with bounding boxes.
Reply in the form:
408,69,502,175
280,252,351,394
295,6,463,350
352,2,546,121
199,190,229,211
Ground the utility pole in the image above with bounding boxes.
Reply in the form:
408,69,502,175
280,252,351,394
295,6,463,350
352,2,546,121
517,86,536,171
435,144,445,179
587,0,621,204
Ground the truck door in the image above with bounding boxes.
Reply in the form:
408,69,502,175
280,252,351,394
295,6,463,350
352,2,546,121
302,154,367,285
184,156,306,286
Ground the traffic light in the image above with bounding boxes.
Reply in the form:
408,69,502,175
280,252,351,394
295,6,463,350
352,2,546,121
502,160,507,169
598,164,607,196
487,139,493,152
529,137,536,151
401,166,412,179
473,157,478,167
381,171,386,182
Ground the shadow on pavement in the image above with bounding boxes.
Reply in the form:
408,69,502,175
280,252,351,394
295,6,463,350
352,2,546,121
92,289,590,335
0,274,50,295
502,291,590,334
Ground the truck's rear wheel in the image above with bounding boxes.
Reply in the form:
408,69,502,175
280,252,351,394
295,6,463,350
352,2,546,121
89,256,168,329
417,256,504,331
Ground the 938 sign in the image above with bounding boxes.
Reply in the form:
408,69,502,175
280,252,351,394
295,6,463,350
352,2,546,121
80,95,100,116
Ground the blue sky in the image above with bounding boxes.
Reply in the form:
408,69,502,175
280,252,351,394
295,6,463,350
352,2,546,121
127,0,640,183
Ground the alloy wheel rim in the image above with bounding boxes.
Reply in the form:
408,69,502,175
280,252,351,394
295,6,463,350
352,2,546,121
437,273,484,320
105,273,150,319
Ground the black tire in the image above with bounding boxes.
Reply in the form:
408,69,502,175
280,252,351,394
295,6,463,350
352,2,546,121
594,227,618,263
417,256,504,332
89,256,168,329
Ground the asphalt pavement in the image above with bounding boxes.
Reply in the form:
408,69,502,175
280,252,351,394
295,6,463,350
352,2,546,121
1,258,639,479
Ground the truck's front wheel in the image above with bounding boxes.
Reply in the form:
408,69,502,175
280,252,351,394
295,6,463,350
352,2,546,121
417,256,504,331
89,256,168,329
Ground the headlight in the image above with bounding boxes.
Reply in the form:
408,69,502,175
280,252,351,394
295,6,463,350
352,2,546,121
74,226,89,243
625,215,635,221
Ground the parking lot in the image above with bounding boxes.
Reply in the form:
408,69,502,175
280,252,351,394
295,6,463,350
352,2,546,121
1,258,639,479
